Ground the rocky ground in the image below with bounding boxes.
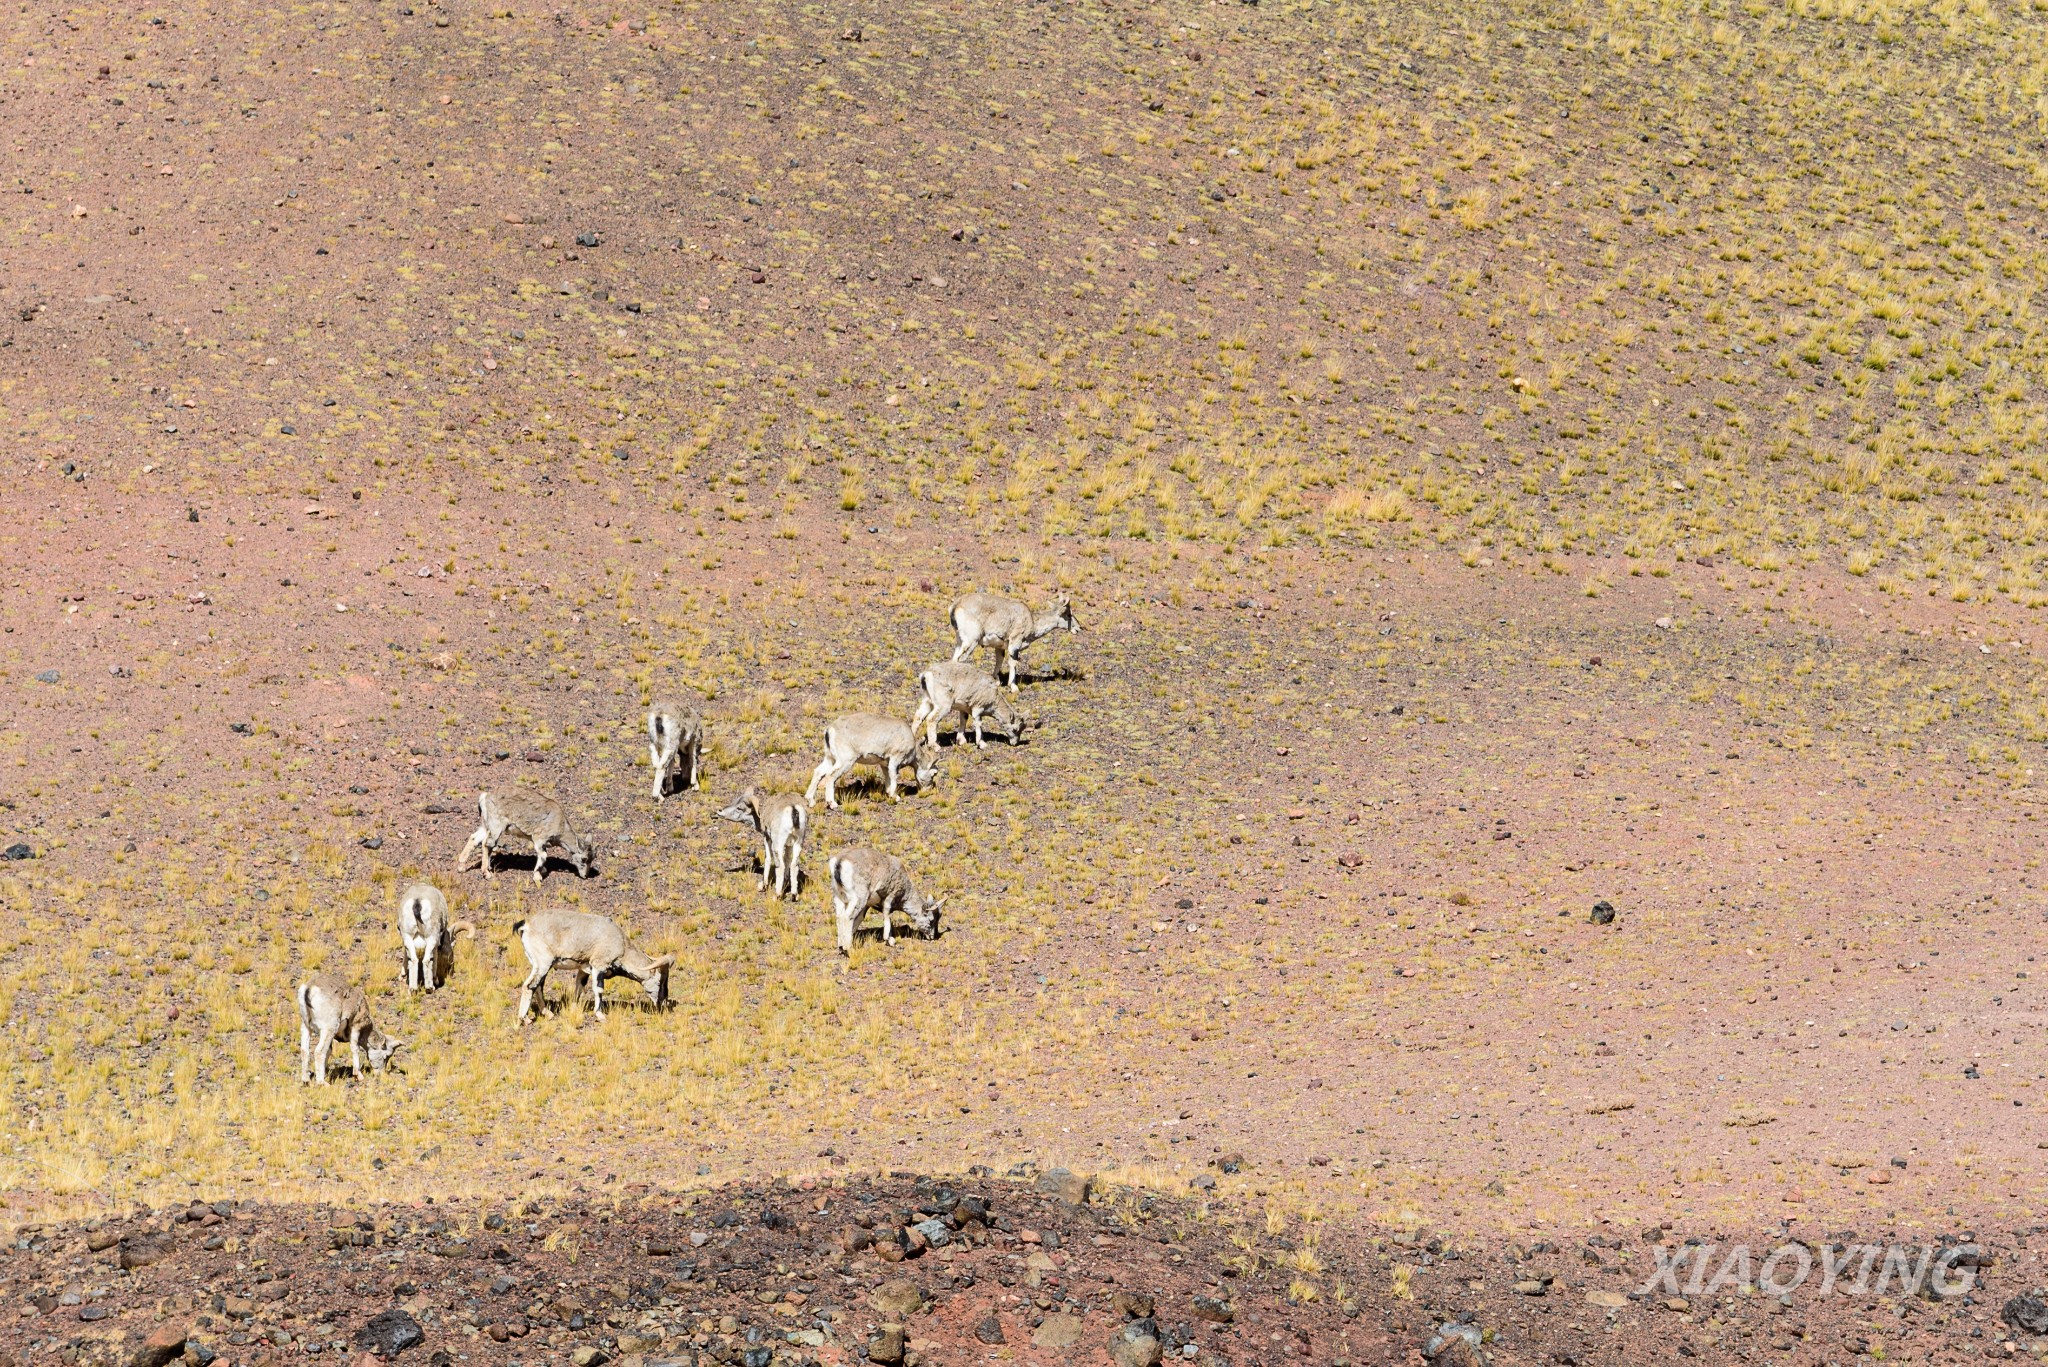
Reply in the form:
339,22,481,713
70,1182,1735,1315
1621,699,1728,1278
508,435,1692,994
6,1173,2048,1367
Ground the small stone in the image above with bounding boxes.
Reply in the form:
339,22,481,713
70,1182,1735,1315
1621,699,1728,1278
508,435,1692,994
870,1279,924,1317
130,1319,192,1367
1422,1323,1483,1360
1110,1320,1164,1367
360,836,384,850
1589,900,1617,925
1037,1168,1095,1206
867,1324,905,1365
1663,1297,1690,1312
575,232,599,248
1585,1290,1628,1309
1654,616,1674,630
36,669,59,683
1512,1279,1547,1296
570,1348,607,1367
1191,1295,1234,1324
1032,1314,1086,1349
353,1308,424,1357
614,1334,661,1354
1189,1173,1216,1191
88,1230,121,1252
118,1234,173,1270
974,1315,1006,1345
911,1217,951,1248
1113,1291,1155,1320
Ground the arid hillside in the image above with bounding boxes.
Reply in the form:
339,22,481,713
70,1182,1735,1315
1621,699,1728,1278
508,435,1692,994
5,0,2048,1362
10,0,2048,587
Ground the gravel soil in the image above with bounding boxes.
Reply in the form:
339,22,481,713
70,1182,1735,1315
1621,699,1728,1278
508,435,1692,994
5,1173,2045,1367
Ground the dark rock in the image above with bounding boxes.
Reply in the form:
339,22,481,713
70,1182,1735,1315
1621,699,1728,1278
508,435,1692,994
1191,1295,1234,1324
354,1308,424,1357
974,1314,1006,1344
1589,900,1616,925
1,842,33,860
575,232,599,248
360,836,384,850
2005,1294,2048,1335
35,670,59,683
